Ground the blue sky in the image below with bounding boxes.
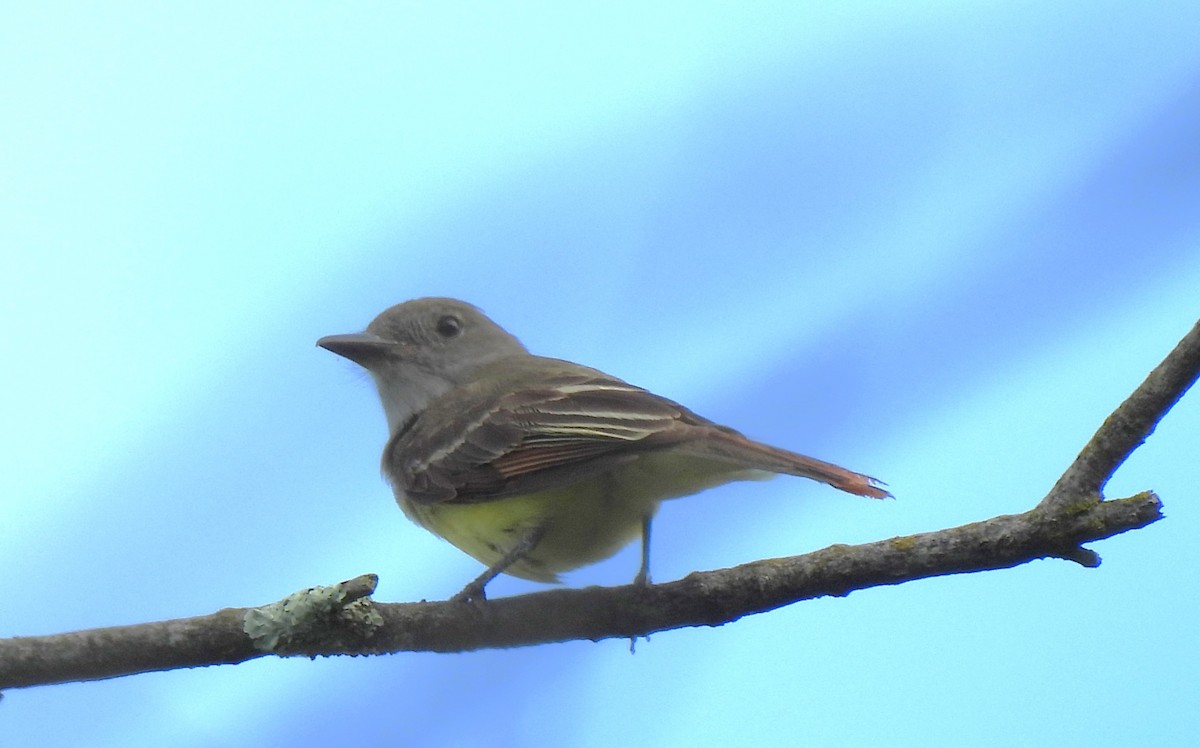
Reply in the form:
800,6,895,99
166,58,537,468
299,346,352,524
2,3,1198,746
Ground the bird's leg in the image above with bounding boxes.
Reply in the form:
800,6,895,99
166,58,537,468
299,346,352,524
627,513,656,653
451,524,546,603
633,513,653,587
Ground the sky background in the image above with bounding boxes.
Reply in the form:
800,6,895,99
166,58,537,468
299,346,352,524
2,3,1199,746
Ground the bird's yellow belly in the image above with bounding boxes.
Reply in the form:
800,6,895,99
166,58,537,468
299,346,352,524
398,452,769,582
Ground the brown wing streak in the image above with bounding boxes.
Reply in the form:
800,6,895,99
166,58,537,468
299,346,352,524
489,441,619,477
395,377,691,505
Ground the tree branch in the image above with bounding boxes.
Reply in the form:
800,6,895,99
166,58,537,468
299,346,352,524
1041,319,1200,509
2,319,1196,691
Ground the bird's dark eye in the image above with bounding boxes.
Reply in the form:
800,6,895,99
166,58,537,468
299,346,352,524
435,314,463,338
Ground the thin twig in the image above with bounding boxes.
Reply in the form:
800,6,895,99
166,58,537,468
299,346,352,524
1042,319,1200,509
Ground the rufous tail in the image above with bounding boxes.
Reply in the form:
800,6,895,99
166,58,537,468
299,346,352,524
702,428,892,499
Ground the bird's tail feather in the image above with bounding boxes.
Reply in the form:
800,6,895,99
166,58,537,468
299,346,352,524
686,428,892,499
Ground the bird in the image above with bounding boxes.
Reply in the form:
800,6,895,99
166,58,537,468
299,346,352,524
318,297,888,600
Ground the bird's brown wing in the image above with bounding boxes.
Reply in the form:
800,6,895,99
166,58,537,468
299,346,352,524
387,364,889,505
387,373,693,504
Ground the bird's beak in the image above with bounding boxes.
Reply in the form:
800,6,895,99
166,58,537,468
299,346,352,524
317,332,395,366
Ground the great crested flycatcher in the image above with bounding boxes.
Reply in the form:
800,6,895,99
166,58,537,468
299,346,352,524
319,297,888,601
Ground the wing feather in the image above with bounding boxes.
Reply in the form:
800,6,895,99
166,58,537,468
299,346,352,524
387,371,696,505
384,359,891,505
